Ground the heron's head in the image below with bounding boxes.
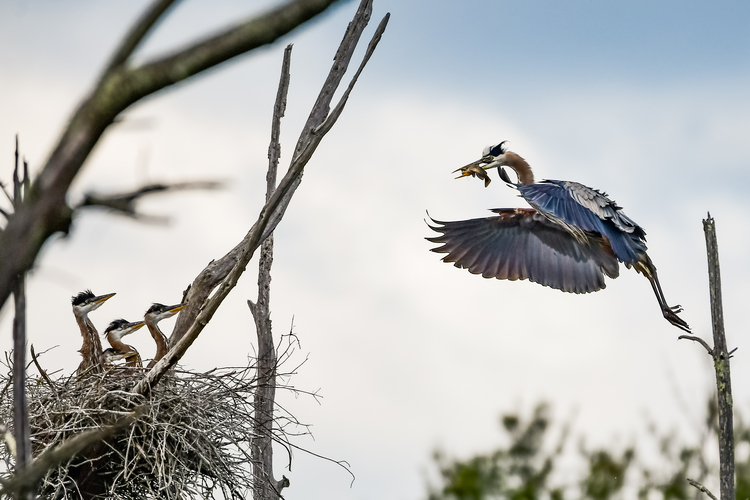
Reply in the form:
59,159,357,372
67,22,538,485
72,290,116,316
104,318,145,341
101,347,127,364
145,302,186,323
453,141,533,185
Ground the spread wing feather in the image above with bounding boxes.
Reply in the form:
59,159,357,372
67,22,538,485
427,209,620,294
517,180,647,265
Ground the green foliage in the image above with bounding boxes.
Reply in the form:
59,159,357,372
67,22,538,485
425,396,750,500
581,449,633,500
733,403,750,500
427,404,567,500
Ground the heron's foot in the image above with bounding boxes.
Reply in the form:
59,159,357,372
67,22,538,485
453,165,491,187
663,306,691,333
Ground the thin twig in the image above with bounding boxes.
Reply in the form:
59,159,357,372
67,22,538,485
686,477,718,500
30,345,58,396
77,180,223,218
677,335,713,355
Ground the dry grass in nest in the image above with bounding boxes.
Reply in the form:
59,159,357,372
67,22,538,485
0,337,315,499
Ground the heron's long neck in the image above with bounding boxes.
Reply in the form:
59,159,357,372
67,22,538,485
146,318,168,361
106,333,130,353
505,152,535,185
75,312,103,369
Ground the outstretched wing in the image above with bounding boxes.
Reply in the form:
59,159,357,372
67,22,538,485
427,209,620,294
517,180,647,265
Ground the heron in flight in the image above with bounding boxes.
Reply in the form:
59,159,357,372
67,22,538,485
144,303,185,369
103,318,146,368
72,290,116,374
427,141,690,333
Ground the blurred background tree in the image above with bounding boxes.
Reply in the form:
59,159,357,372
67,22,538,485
425,396,750,500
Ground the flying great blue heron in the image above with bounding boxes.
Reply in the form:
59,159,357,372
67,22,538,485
144,302,185,369
72,290,116,374
427,141,690,333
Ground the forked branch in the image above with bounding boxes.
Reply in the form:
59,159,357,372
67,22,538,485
0,0,344,317
135,0,388,396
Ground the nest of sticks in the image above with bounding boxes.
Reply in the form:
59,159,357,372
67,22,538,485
0,338,310,499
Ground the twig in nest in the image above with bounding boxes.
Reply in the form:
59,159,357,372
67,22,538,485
30,345,57,396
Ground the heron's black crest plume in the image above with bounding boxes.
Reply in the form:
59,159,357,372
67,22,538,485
488,141,507,157
71,289,95,306
146,303,168,315
105,318,130,333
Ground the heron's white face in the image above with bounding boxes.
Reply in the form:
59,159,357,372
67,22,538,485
102,348,127,363
146,304,186,323
106,321,145,341
72,292,116,316
477,154,508,172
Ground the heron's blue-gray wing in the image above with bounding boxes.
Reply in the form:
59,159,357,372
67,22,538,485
517,180,647,265
427,209,620,294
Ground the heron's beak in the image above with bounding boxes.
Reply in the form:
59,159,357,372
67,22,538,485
94,292,116,304
125,321,146,334
168,304,186,314
453,157,493,187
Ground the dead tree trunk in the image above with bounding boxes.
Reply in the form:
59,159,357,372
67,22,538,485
247,44,292,500
680,213,735,500
11,137,33,500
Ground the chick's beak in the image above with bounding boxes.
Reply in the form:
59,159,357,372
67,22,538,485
168,304,186,314
94,292,116,304
127,321,146,333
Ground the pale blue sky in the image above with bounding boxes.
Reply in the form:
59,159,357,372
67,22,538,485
1,1,750,499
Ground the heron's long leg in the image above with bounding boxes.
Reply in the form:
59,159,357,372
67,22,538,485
646,271,691,333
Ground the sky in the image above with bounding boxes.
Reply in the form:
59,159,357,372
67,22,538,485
2,0,750,498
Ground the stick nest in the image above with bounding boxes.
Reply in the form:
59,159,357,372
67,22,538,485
0,357,308,499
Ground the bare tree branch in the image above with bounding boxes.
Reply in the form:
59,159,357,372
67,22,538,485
169,0,387,348
135,0,387,397
0,0,345,316
247,43,291,500
677,335,713,355
77,180,222,218
702,213,734,500
678,213,735,500
100,0,180,77
686,477,718,500
11,136,33,499
29,345,57,398
169,1,387,352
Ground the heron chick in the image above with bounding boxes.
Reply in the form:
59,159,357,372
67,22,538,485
72,290,116,375
144,303,186,369
103,318,146,368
